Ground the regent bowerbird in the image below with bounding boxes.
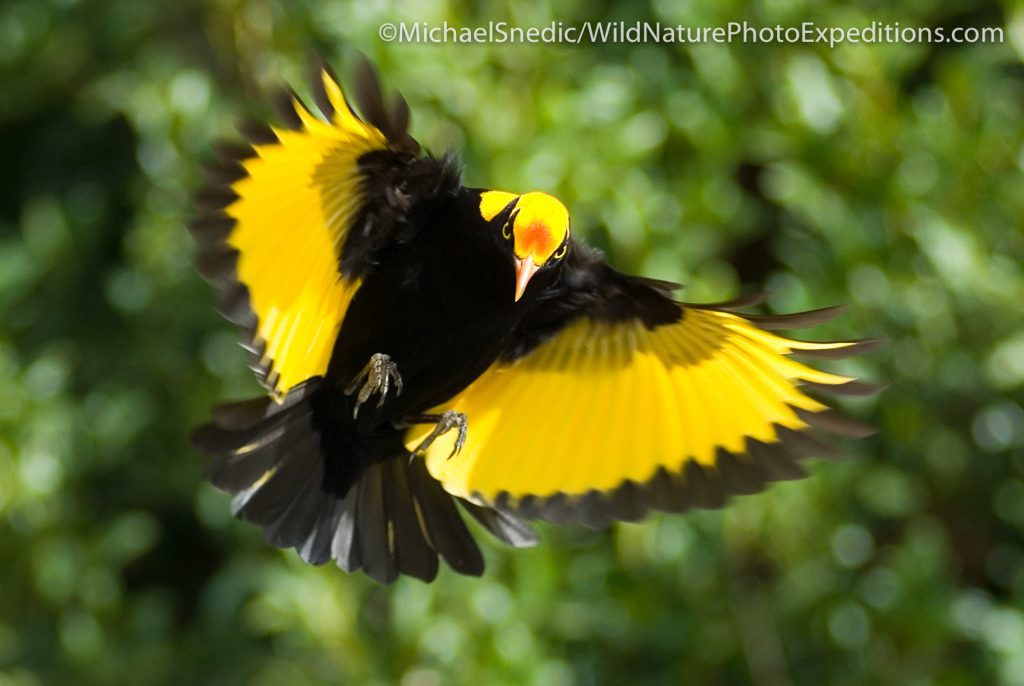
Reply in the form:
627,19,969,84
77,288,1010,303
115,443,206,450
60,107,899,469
190,57,880,584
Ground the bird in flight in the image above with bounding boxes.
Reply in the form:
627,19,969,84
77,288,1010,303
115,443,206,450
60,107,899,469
190,58,879,584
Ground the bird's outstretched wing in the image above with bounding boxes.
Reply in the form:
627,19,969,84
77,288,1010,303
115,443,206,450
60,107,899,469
406,242,880,527
190,59,440,399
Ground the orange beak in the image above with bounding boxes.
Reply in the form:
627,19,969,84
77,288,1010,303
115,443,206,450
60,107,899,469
514,257,539,302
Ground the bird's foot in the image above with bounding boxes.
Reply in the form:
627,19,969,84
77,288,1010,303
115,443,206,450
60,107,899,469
344,353,403,419
400,410,468,460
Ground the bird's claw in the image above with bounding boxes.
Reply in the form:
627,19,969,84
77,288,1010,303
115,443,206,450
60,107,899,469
411,410,468,460
344,353,403,419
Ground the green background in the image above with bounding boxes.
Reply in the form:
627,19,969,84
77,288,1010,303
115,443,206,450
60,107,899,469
2,0,1023,684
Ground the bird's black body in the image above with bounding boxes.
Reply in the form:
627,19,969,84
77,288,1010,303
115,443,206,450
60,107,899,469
315,170,560,498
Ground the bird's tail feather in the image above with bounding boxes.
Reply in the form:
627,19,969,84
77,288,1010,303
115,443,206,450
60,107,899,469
192,380,537,583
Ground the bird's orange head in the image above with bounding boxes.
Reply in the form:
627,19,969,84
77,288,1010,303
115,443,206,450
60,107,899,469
479,190,570,301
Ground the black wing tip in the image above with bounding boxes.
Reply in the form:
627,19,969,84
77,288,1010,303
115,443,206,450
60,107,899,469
688,295,859,331
209,396,273,429
200,158,247,186
237,119,279,145
308,52,420,153
269,87,304,130
308,54,338,120
742,304,847,330
195,245,240,285
192,187,240,213
311,51,344,89
212,140,257,164
460,498,541,548
187,216,234,244
216,282,256,327
350,53,420,155
803,379,889,397
188,223,264,389
793,407,877,439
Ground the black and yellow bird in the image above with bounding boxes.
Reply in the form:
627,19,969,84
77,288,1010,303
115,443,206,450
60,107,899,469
190,59,879,584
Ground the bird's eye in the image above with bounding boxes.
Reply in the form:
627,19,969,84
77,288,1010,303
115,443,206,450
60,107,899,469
553,243,568,260
502,221,513,240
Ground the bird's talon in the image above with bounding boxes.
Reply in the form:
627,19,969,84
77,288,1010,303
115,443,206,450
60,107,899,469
344,353,402,418
448,414,468,460
407,410,468,459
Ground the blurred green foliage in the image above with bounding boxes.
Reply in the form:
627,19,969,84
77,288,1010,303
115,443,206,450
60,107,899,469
1,0,1023,684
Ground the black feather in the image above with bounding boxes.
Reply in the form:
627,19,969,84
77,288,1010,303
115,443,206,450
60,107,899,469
215,282,255,327
604,480,647,521
355,461,398,584
262,454,326,548
644,467,692,514
793,408,876,438
743,305,846,330
332,492,360,573
211,399,267,430
715,449,767,495
193,188,239,213
747,439,808,482
775,426,841,459
297,499,342,565
238,120,279,145
201,159,247,186
212,141,255,164
682,461,727,509
187,217,234,247
232,432,319,524
384,459,440,581
194,246,238,286
459,500,539,548
309,56,338,121
407,460,484,576
270,88,304,130
570,491,615,530
803,379,888,396
502,241,683,361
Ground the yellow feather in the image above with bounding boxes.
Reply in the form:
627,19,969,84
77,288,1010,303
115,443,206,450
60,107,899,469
647,332,684,465
411,304,854,503
226,76,386,397
569,333,617,491
668,323,716,464
718,346,799,433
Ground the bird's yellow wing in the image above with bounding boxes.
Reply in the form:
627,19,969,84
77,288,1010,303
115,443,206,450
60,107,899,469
405,303,877,525
190,64,396,398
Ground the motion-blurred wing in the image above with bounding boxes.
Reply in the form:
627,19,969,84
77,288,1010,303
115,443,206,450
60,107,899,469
190,61,417,398
406,298,878,527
